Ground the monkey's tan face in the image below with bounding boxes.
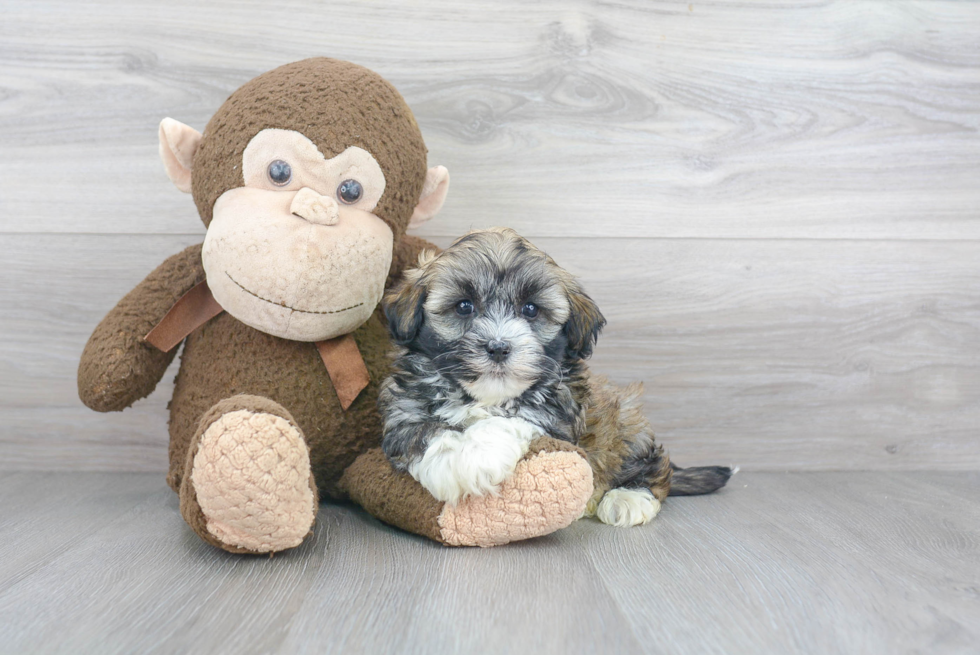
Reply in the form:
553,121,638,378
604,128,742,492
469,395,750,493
202,129,393,341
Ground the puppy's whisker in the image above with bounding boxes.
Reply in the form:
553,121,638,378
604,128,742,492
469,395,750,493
539,355,564,386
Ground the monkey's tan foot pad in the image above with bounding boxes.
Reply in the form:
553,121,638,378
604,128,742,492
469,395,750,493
438,439,594,547
183,409,317,554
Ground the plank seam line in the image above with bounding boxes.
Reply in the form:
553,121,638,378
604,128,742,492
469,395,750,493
4,233,980,244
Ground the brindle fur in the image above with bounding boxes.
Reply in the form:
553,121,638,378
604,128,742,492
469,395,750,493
380,228,731,509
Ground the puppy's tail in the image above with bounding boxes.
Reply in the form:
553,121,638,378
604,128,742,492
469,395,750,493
668,463,735,496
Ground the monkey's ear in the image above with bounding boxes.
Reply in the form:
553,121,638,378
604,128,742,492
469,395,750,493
563,283,606,360
408,166,450,229
383,272,427,345
159,118,203,194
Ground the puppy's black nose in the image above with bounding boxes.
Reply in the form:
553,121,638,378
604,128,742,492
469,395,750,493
486,340,511,363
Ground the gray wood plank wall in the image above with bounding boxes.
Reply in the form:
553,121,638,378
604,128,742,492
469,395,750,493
1,0,978,472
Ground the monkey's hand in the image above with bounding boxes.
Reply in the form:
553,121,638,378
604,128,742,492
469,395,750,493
408,417,542,505
78,243,205,412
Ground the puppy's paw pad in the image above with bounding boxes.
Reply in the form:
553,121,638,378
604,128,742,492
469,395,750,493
191,409,316,553
596,488,661,527
438,450,593,547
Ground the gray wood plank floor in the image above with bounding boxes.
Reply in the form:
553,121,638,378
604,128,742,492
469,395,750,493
0,471,977,655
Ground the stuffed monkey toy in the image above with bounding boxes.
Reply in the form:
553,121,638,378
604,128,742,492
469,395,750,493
78,58,594,554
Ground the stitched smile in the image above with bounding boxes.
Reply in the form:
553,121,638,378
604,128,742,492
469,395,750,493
226,272,364,315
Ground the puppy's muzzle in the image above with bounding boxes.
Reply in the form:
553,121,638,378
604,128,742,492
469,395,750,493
486,339,511,363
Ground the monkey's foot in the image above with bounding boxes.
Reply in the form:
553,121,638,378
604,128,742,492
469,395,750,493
342,437,593,547
437,437,593,547
180,395,318,554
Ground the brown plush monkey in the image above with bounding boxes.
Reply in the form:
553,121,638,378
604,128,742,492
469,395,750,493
78,58,594,554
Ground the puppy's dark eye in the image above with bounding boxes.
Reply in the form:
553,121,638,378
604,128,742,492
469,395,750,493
522,302,539,319
337,179,363,204
268,160,292,186
455,300,474,316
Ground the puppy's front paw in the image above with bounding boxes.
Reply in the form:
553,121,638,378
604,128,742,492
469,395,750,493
409,417,540,504
596,488,661,527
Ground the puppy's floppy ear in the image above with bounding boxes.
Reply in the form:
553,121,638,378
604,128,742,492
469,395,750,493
563,282,606,360
383,268,427,345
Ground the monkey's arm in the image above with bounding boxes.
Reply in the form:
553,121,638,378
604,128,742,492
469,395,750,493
386,233,441,289
341,436,593,547
78,243,205,412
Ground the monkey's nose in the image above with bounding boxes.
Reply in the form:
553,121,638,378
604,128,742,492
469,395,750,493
486,340,511,363
290,187,339,226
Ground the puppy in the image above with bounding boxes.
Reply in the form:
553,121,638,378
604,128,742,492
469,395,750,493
379,228,732,527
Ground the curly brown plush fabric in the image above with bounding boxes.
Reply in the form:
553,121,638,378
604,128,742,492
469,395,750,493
166,299,395,499
191,58,427,242
78,244,205,412
388,233,437,290
341,437,594,548
340,447,444,542
78,58,594,554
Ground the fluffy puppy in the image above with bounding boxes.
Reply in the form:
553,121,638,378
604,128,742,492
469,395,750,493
379,228,732,527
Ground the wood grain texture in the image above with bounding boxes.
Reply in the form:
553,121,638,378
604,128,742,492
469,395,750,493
569,471,980,655
0,471,976,654
2,5,977,654
0,1,978,239
1,0,978,473
0,235,201,472
2,234,978,471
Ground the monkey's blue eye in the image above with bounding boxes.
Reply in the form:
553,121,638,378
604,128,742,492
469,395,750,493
522,303,539,319
337,179,363,204
268,160,292,186
455,300,474,316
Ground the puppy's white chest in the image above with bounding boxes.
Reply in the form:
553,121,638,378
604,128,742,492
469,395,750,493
435,402,503,430
464,415,542,448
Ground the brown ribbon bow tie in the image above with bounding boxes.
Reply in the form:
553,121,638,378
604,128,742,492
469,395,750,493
144,280,370,410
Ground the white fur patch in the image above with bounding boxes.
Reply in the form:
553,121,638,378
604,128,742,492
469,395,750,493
409,416,541,504
433,401,493,429
596,488,661,527
461,374,534,406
